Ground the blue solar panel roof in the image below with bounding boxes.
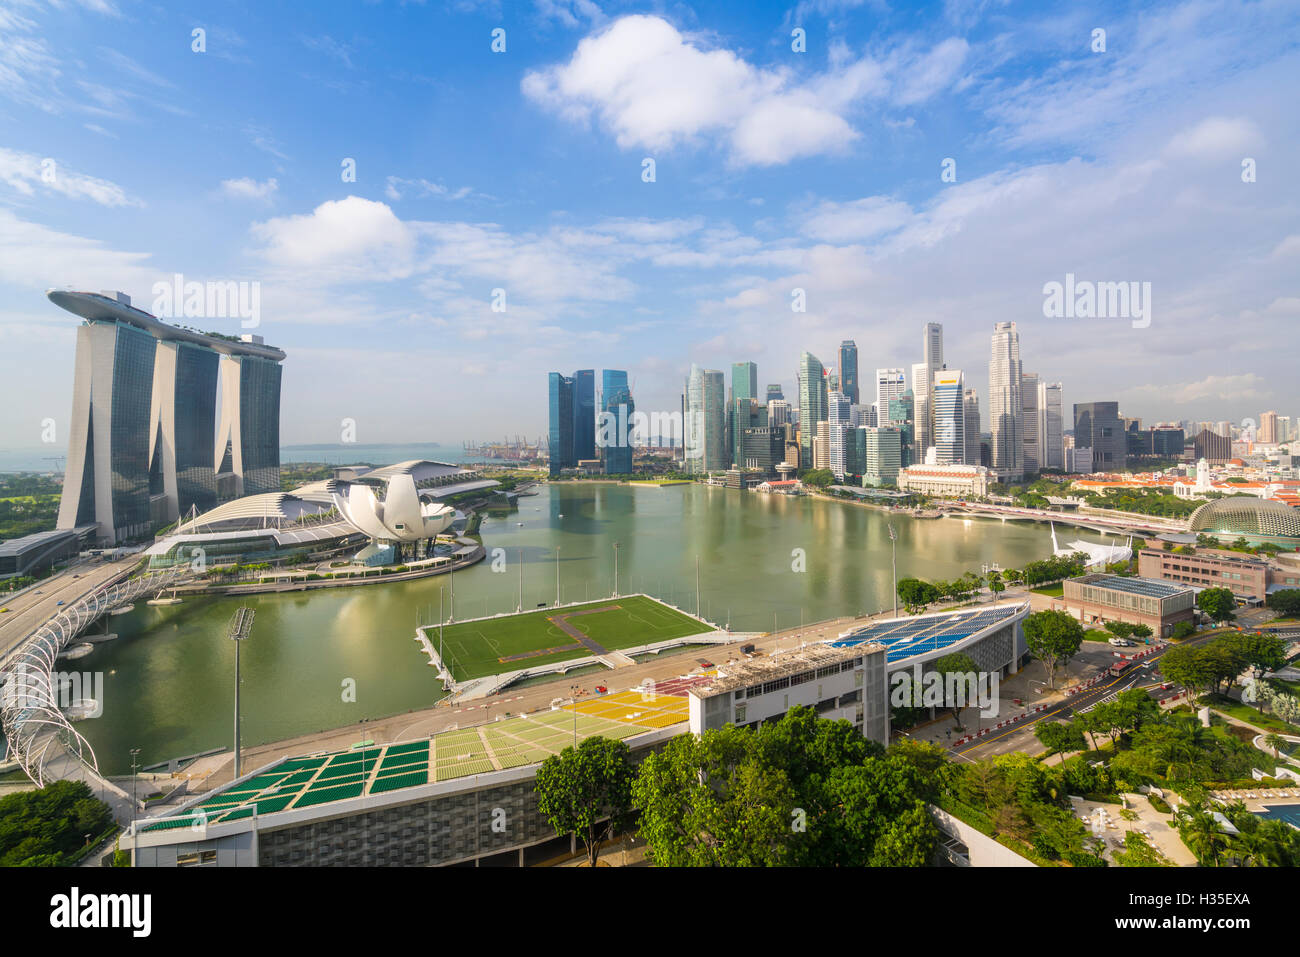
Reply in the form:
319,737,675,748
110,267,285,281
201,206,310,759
830,605,1021,663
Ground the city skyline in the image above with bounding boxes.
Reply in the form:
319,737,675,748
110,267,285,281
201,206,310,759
1,0,1298,451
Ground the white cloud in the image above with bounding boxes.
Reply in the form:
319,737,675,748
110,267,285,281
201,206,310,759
1165,115,1263,160
0,207,155,290
0,147,138,206
250,196,416,279
221,176,278,200
523,15,964,167
383,176,473,201
798,196,913,243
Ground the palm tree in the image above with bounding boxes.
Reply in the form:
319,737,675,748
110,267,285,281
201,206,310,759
1180,810,1229,867
1264,732,1285,761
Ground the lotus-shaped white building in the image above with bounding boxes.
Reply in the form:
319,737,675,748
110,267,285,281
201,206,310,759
334,473,455,542
330,460,496,550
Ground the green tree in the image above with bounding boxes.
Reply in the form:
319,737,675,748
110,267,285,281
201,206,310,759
1196,587,1237,622
1263,733,1286,761
1265,588,1300,617
1104,620,1136,640
1223,632,1288,709
1178,807,1230,866
897,577,940,614
933,652,979,730
534,736,636,867
1023,609,1084,689
1035,720,1086,761
1158,644,1218,702
1113,830,1172,867
0,781,113,867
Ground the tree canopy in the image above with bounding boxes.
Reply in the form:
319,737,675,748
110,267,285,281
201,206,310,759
1023,609,1084,689
535,736,636,867
631,707,943,866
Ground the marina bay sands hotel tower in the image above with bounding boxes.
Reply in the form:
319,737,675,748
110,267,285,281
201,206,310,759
48,290,286,545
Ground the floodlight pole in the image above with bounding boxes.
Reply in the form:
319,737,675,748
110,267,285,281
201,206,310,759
555,546,561,607
613,542,620,598
517,547,523,613
228,607,255,780
129,748,140,813
889,522,898,619
695,555,701,619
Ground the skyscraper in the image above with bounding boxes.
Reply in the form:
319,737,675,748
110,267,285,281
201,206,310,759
828,390,851,479
875,368,906,425
911,360,931,458
731,361,758,468
798,351,828,469
600,369,634,474
989,322,1024,481
889,390,915,467
51,289,285,544
767,398,792,428
963,389,981,468
1260,410,1279,444
932,370,965,465
1021,371,1040,475
1074,402,1126,470
572,369,595,462
548,372,575,477
686,365,727,473
766,384,784,402
839,340,859,406
863,428,902,487
1039,381,1064,470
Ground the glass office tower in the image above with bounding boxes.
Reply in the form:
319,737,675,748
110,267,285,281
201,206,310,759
548,372,575,476
573,369,595,462
601,369,634,474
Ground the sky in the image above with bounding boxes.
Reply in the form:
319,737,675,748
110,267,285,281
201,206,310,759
0,0,1297,452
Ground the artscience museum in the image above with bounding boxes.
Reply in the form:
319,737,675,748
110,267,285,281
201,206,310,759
144,460,497,570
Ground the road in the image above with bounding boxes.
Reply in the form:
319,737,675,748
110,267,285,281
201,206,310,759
951,632,1221,762
0,555,141,664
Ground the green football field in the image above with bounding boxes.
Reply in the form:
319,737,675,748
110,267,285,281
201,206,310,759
431,595,713,681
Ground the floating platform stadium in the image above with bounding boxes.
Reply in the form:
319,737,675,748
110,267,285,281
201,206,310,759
416,594,740,699
122,603,1030,866
125,684,709,866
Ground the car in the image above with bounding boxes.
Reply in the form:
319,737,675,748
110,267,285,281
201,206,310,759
56,600,65,606
1108,637,1133,647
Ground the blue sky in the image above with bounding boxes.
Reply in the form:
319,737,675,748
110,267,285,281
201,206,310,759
1,0,1298,450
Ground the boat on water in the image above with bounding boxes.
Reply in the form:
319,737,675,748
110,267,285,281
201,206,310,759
63,699,100,721
57,642,94,660
108,603,135,615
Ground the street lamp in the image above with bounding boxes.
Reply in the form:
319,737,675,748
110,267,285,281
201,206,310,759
554,546,561,607
612,542,620,598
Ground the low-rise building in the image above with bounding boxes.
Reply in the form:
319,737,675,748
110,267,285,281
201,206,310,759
896,464,991,498
1137,547,1269,602
688,643,889,745
1061,574,1195,638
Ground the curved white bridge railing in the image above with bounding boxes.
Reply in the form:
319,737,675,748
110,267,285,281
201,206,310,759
0,565,189,788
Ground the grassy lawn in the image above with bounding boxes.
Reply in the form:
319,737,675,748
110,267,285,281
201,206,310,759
434,595,713,681
1201,694,1300,736
1030,583,1064,597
